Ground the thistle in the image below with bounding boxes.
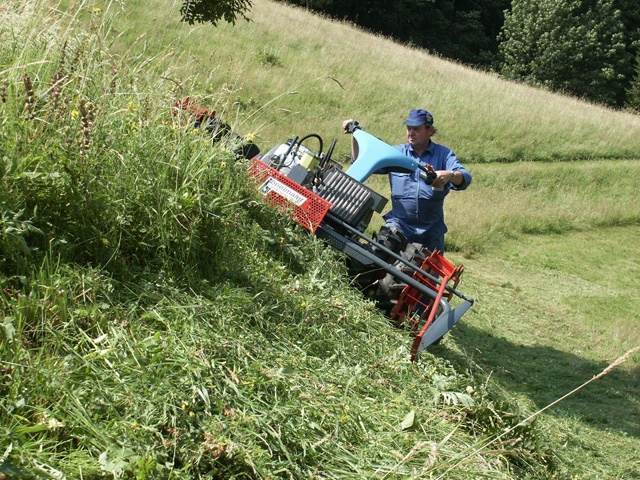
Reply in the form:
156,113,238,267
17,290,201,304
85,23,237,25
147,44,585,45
22,73,35,119
50,42,68,113
50,84,62,113
108,65,118,94
0,78,8,103
78,98,95,155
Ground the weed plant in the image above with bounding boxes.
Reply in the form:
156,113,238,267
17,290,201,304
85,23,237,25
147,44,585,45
0,1,558,479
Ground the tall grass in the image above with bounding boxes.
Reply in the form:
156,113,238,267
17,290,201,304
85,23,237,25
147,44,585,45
445,160,640,253
360,159,640,254
0,1,558,479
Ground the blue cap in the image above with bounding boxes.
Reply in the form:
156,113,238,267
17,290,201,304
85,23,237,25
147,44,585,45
403,109,434,127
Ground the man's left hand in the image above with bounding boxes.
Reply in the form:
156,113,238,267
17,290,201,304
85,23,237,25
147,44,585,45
432,170,456,188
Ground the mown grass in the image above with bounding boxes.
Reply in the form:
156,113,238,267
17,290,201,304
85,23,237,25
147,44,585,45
1,1,639,479
446,227,640,478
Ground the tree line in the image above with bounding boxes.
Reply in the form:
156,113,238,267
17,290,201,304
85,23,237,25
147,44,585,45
182,0,640,110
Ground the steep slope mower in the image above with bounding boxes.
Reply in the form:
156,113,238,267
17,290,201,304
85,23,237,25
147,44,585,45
247,122,474,360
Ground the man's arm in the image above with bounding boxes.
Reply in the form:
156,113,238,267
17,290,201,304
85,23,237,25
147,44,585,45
443,151,472,190
432,169,464,188
431,169,458,189
342,119,359,160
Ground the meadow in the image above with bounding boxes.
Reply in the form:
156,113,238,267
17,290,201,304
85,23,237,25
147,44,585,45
0,0,639,479
87,0,640,163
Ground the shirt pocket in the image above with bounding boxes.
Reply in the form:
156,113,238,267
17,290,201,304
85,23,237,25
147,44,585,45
389,172,414,199
428,185,448,201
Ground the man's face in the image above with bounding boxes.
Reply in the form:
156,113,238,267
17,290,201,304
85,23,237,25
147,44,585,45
406,124,433,148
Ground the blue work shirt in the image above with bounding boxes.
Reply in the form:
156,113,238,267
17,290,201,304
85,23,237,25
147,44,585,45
382,141,472,250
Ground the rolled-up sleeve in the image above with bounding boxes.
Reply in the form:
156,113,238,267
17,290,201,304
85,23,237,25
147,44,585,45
446,151,472,190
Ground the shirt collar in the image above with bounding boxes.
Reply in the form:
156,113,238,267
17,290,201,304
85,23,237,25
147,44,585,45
408,141,435,157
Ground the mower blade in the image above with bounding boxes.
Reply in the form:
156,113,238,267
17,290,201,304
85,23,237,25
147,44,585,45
415,300,473,355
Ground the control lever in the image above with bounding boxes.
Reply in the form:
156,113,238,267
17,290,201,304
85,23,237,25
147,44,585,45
418,164,437,185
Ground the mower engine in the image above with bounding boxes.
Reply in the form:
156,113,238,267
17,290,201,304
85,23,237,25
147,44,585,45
258,132,388,233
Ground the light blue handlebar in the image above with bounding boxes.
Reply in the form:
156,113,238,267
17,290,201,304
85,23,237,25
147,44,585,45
344,129,418,182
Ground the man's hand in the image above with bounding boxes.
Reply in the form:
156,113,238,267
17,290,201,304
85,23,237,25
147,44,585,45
342,119,359,159
342,119,355,134
432,170,458,188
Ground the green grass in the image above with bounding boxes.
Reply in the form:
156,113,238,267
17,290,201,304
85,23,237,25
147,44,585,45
1,0,639,479
364,159,640,253
446,228,640,478
67,0,640,164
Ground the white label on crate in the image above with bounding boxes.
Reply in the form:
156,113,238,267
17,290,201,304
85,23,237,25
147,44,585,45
258,177,307,206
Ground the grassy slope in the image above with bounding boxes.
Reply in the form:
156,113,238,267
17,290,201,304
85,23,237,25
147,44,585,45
373,159,640,253
1,0,639,479
132,0,640,474
105,0,640,163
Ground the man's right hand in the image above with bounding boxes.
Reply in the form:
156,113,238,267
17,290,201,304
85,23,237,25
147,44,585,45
342,119,355,134
342,119,360,160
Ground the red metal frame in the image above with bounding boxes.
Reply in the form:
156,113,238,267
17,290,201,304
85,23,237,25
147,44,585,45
247,158,331,232
173,97,214,123
389,250,464,359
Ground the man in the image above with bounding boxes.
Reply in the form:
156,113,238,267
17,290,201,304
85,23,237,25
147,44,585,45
342,109,472,252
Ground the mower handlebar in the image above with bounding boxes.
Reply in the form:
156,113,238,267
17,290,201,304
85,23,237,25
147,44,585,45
418,164,437,185
346,121,361,134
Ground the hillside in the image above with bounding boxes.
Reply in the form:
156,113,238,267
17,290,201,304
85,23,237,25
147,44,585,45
96,0,640,163
1,0,639,479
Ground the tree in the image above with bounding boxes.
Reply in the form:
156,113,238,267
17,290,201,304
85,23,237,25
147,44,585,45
499,0,633,106
271,0,510,67
180,0,253,26
423,0,511,66
626,52,640,111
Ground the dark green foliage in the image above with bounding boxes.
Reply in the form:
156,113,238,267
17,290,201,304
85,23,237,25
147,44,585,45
615,0,640,62
626,51,640,111
499,0,635,106
417,0,513,66
180,0,253,25
272,0,511,67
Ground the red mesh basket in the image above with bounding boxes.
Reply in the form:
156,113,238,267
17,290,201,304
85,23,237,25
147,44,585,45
248,158,331,232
